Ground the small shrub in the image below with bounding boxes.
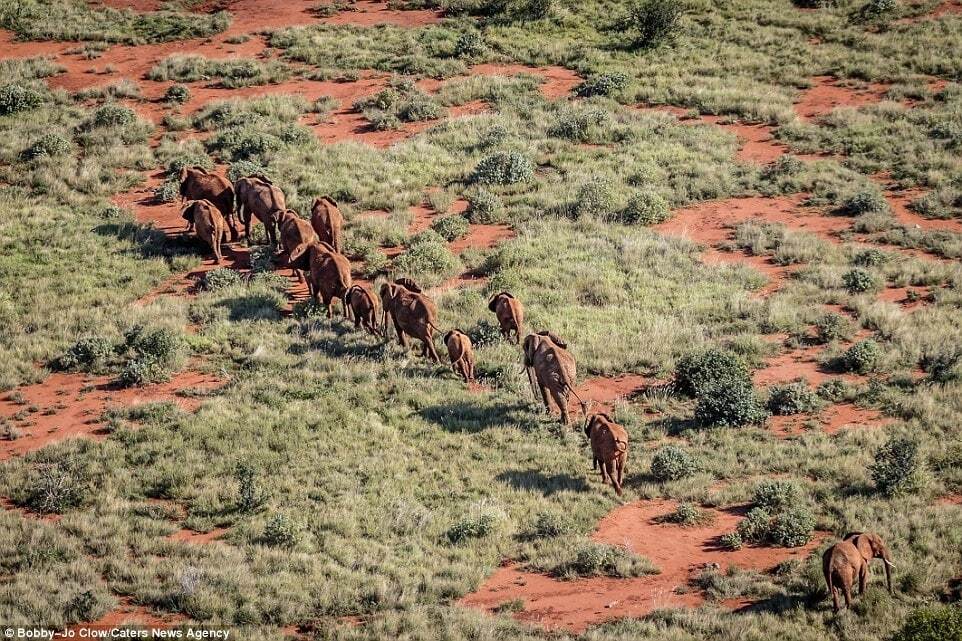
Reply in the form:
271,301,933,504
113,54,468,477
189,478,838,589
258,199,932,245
650,445,698,481
574,73,629,98
393,241,461,283
446,512,497,543
841,189,889,216
228,159,268,183
817,378,850,402
65,590,103,622
478,123,509,148
920,347,961,384
667,502,709,526
90,104,136,128
853,248,888,267
262,514,300,548
248,245,276,274
55,336,113,372
769,507,816,547
470,151,534,185
574,176,615,218
531,511,573,538
842,339,882,374
466,188,506,223
871,435,922,497
815,312,853,343
620,191,670,225
153,179,180,203
857,0,898,21
891,604,962,641
752,480,803,512
455,31,485,57
24,461,91,514
235,463,265,513
695,380,767,427
766,381,820,415
430,214,469,241
117,356,168,387
736,507,773,544
673,348,751,397
720,532,743,550
843,268,879,294
21,133,71,160
397,97,442,122
548,108,609,142
555,542,651,578
202,268,242,291
126,325,181,365
466,318,503,348
493,599,525,614
619,0,683,49
164,83,191,104
0,83,44,115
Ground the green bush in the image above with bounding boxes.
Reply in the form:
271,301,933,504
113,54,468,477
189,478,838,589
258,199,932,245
620,191,670,225
393,241,461,283
843,268,879,294
430,214,470,240
24,460,91,514
920,347,961,384
891,605,962,641
574,176,615,218
202,268,243,291
455,30,485,57
466,188,506,223
695,379,767,427
90,104,136,128
470,151,534,185
769,507,816,547
117,324,183,387
209,126,282,161
842,339,882,374
530,510,573,538
842,189,889,216
815,312,853,343
853,248,888,267
117,356,168,387
720,532,743,550
736,507,772,544
650,445,698,481
871,435,922,497
164,83,191,104
21,133,71,160
228,159,268,183
466,318,503,348
262,514,300,548
574,73,629,98
619,0,683,49
752,480,803,512
673,348,751,397
858,0,898,21
446,512,497,543
817,378,850,402
0,83,43,115
55,335,114,372
235,463,265,513
766,381,820,415
548,108,609,142
398,97,442,122
153,179,180,203
667,502,707,526
554,542,650,578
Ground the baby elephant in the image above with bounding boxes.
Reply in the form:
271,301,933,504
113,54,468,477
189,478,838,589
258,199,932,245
823,531,895,613
487,291,524,344
346,284,380,336
182,199,228,264
444,329,475,383
584,413,629,495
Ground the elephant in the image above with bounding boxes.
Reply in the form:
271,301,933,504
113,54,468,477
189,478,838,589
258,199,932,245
583,413,629,495
181,199,228,264
346,284,380,336
178,166,238,241
310,196,344,254
276,209,318,281
234,175,286,245
444,329,475,383
523,331,582,425
487,291,524,344
393,277,422,293
379,281,441,362
289,241,352,317
823,531,895,612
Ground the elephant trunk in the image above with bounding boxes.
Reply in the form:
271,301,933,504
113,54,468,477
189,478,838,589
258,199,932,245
526,366,539,402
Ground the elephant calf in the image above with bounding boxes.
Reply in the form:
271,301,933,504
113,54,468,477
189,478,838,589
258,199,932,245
379,281,441,362
277,209,318,282
444,329,475,383
234,174,286,245
584,413,629,495
823,531,894,612
488,291,524,344
179,166,238,241
290,241,352,317
310,196,344,254
182,199,228,264
523,331,581,424
346,284,379,336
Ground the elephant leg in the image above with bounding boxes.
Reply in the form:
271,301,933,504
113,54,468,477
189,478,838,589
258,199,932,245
324,295,334,318
609,462,623,495
226,214,239,242
537,380,551,412
394,321,408,348
619,453,627,485
552,388,570,424
858,563,868,596
468,360,475,382
425,337,441,363
843,579,852,610
213,236,222,264
598,460,611,485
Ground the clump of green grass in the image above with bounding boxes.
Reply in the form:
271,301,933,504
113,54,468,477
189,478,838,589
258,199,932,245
573,73,629,98
393,236,463,286
23,459,92,515
164,84,191,104
202,268,243,291
529,510,574,538
620,191,670,225
616,0,684,49
815,312,854,343
149,55,292,88
663,502,712,526
21,133,72,161
116,324,184,387
843,267,880,293
465,188,506,223
54,335,114,373
261,514,300,548
841,188,889,216
891,604,962,641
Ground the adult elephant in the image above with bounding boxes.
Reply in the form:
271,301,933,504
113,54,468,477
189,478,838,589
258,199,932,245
379,281,441,362
234,175,285,245
823,532,895,612
523,331,582,425
276,209,318,281
181,199,228,264
179,166,238,241
487,291,524,344
289,241,352,317
310,196,344,254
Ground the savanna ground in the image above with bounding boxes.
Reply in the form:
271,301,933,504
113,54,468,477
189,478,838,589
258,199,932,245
1,0,962,639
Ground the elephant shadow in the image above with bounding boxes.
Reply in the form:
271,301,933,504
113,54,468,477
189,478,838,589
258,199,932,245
215,293,283,322
496,469,590,496
293,323,389,360
94,220,198,259
419,399,536,434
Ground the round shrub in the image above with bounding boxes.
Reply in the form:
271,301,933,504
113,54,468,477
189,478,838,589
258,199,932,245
392,241,461,282
619,0,683,49
620,191,670,225
815,312,853,344
841,189,889,216
892,604,962,641
430,214,470,241
555,542,646,578
695,380,767,427
125,324,182,368
752,479,803,512
720,532,743,550
117,355,168,387
262,514,300,548
769,506,815,547
861,0,898,18
455,31,486,57
766,381,820,415
466,188,506,223
91,104,137,128
573,176,615,218
673,348,751,398
0,83,44,115
21,133,71,160
574,73,629,98
843,268,879,294
470,151,534,185
446,512,497,543
650,445,698,481
164,83,191,104
202,268,242,291
871,435,922,497
920,347,961,385
398,97,442,122
548,109,609,142
531,510,573,538
842,339,882,374
408,229,446,247
853,248,888,267
478,123,509,148
227,159,268,183
668,502,706,526
817,378,850,402
56,335,114,372
153,179,180,203
466,318,503,348
736,507,772,544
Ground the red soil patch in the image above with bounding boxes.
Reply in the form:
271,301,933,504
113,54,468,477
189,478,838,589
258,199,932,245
936,494,962,506
878,285,930,310
0,371,222,461
794,76,889,121
882,188,962,234
461,499,823,632
896,0,962,23
467,63,581,100
0,496,62,522
768,403,888,437
168,526,229,544
320,0,442,26
96,0,165,10
577,374,652,413
753,344,859,387
72,597,184,630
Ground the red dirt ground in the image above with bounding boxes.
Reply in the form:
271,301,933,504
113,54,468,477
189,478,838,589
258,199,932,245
0,371,222,461
768,403,888,437
460,498,823,632
753,344,861,387
896,0,962,22
321,0,442,26
878,285,931,310
73,596,185,630
168,526,229,543
882,188,962,234
577,374,652,413
794,76,890,121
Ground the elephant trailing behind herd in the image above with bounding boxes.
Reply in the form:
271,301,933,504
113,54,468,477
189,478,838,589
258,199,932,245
177,167,630,496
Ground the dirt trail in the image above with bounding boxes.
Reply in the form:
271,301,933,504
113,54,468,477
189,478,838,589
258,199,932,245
794,76,890,121
168,526,229,544
881,188,962,234
461,499,823,632
896,0,962,23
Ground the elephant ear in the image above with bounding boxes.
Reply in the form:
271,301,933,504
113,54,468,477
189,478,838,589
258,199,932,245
522,334,537,367
289,243,313,271
181,202,196,222
323,195,339,208
487,293,501,312
842,531,864,541
539,331,567,349
395,277,422,293
443,330,454,344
